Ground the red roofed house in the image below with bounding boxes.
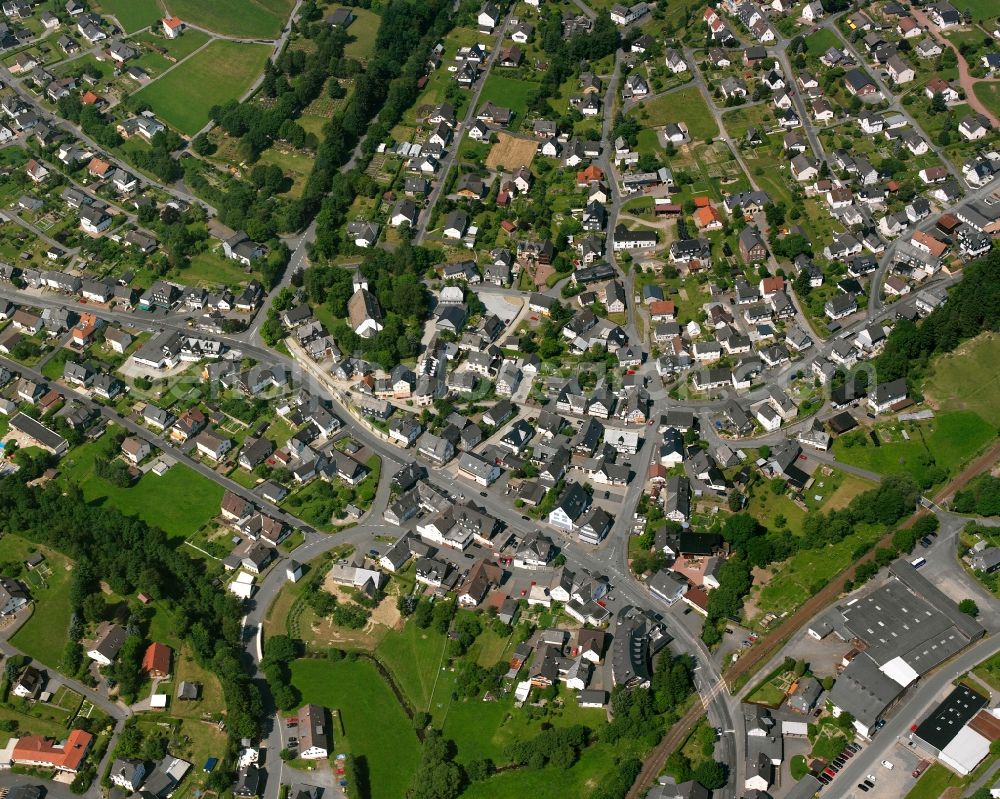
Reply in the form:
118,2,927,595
13,729,94,773
162,16,185,37
141,642,172,679
575,164,603,186
80,91,100,106
649,300,676,321
88,158,112,178
693,196,711,208
693,205,722,230
911,230,948,258
759,275,785,298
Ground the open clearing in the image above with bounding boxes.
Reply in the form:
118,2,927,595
951,0,996,21
485,132,538,171
163,0,294,38
96,0,161,32
343,8,381,61
290,658,420,799
6,535,75,667
972,82,1000,123
134,41,272,136
60,439,223,540
627,86,719,141
926,333,1000,426
479,74,538,126
834,411,995,485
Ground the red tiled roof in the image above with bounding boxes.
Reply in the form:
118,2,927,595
141,642,172,676
13,730,93,772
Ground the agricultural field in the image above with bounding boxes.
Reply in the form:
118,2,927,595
134,41,272,136
59,437,224,540
95,0,161,32
290,658,421,799
163,0,294,38
925,333,1000,426
485,132,538,171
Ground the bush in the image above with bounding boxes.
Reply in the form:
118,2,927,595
959,599,980,616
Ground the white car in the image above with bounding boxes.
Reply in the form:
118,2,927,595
881,760,894,770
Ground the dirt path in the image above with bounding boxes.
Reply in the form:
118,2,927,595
725,435,1000,689
909,10,1000,127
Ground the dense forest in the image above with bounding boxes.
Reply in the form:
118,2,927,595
0,454,260,787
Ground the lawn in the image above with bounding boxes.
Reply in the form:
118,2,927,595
460,739,630,799
950,0,996,21
442,683,613,765
375,621,449,716
257,147,313,198
973,82,1000,124
904,763,962,799
973,651,1000,691
926,333,1000,426
164,0,294,38
343,7,381,61
95,0,161,32
6,535,76,668
479,74,539,128
805,28,840,55
60,438,224,540
134,41,272,135
745,667,795,708
834,411,995,485
627,86,719,141
134,29,212,61
177,248,254,288
290,658,421,799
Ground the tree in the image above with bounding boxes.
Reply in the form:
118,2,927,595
959,599,980,617
694,761,726,790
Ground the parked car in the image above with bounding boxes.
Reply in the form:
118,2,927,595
882,760,894,770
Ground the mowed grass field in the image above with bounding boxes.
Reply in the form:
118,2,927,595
96,0,161,32
60,439,223,540
805,28,840,55
951,0,996,21
6,535,76,667
973,82,1000,122
926,333,1000,426
135,41,272,135
628,86,719,141
343,7,381,61
290,658,420,799
479,74,539,127
165,0,294,38
375,621,448,717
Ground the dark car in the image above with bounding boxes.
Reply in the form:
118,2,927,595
858,784,869,792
